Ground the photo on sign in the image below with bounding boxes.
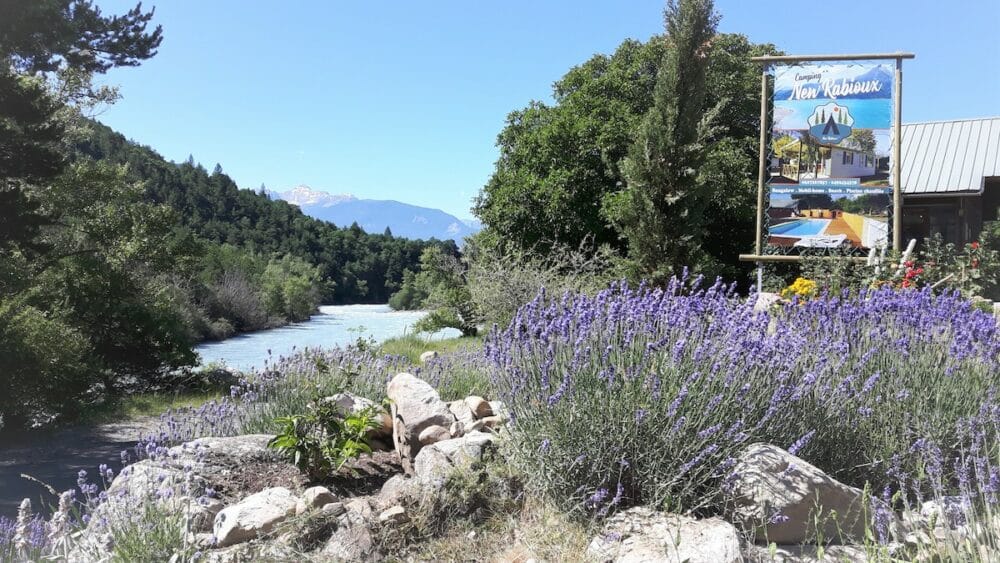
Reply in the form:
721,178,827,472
767,61,893,249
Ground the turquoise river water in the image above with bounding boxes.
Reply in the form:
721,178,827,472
194,304,460,372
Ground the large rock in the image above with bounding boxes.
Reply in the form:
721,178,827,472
413,431,496,484
744,544,868,562
729,443,895,544
322,393,393,438
71,435,277,558
387,373,456,473
213,487,299,547
588,507,742,563
164,434,280,482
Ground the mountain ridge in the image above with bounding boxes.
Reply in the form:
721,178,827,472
270,185,480,243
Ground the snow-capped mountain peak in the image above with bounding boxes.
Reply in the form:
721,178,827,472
281,185,356,207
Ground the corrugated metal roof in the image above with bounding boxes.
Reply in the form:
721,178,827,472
900,117,1000,194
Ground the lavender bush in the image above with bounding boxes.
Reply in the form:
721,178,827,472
485,277,1000,517
131,345,487,449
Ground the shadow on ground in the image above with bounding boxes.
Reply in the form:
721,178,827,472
0,417,159,518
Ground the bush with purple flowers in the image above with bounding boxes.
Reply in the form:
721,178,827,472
486,276,1000,520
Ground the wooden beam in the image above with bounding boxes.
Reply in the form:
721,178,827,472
892,59,904,251
739,254,871,263
751,53,915,63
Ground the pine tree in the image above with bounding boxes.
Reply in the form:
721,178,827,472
602,0,721,280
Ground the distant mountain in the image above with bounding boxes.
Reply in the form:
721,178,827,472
271,186,480,243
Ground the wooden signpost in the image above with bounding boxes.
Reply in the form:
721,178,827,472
740,53,914,279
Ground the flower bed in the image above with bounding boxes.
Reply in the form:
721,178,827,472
486,278,1000,519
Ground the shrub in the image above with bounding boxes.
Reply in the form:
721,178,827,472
465,238,617,330
921,233,1000,300
268,397,382,480
485,278,1000,517
0,301,94,429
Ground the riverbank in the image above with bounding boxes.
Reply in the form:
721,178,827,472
0,331,473,520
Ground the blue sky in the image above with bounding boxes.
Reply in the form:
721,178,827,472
94,0,999,220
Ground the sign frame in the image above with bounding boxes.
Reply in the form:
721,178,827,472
739,52,914,264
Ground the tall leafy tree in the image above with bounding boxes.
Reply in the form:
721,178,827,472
0,1,166,429
475,12,778,280
474,39,664,254
602,0,721,281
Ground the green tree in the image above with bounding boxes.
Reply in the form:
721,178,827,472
848,128,876,154
602,0,722,281
393,246,478,337
474,38,664,254
262,254,324,322
475,22,777,280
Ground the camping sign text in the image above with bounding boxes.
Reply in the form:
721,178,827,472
766,60,894,251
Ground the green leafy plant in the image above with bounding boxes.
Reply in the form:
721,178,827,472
268,396,381,480
920,233,1000,299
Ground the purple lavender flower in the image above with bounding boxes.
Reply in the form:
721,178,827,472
788,430,816,456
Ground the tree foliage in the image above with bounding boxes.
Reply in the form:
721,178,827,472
474,3,779,281
604,0,721,281
390,246,478,337
77,121,452,305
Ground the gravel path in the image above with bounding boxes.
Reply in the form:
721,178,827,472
0,416,162,518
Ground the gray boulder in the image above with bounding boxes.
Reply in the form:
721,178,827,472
413,431,496,483
386,372,456,473
729,443,897,544
588,507,742,563
213,487,299,547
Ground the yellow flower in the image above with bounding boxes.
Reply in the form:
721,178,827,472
781,277,817,301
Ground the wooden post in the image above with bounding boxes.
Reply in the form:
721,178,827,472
755,70,768,256
892,58,904,251
754,69,769,293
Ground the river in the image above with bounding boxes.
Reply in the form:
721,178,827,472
194,304,460,372
0,304,457,518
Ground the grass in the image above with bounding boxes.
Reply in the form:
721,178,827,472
80,388,224,426
378,334,484,364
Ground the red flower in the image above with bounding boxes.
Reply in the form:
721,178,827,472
972,259,980,268
971,241,980,250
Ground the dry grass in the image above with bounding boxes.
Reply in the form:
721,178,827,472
402,495,591,562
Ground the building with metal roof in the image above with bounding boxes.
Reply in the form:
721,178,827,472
900,117,1000,245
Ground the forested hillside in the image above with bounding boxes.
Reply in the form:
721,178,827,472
77,121,457,305
0,1,455,430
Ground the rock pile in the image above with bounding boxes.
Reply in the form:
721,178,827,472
76,367,987,563
71,371,506,562
386,371,506,474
